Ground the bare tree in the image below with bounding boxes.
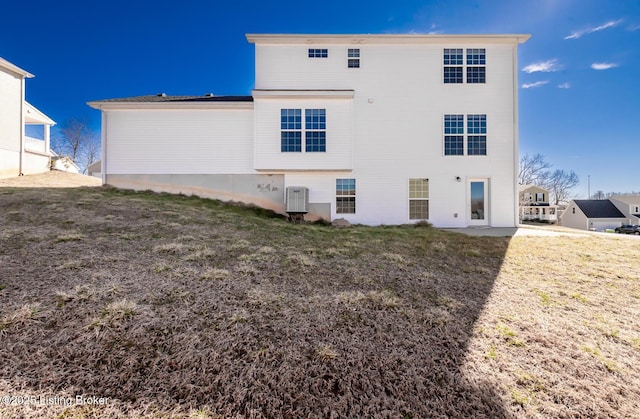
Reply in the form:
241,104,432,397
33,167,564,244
545,169,579,205
592,190,606,200
519,153,552,185
52,117,100,174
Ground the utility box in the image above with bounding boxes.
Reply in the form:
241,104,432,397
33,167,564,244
285,186,309,214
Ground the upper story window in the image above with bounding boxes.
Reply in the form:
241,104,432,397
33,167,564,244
536,192,545,202
444,48,486,84
309,48,328,58
466,48,486,83
444,114,487,156
281,109,302,152
444,114,464,155
466,114,487,155
348,49,360,68
443,49,463,84
281,108,326,153
305,109,326,152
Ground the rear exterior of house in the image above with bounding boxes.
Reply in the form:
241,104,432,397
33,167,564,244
0,57,55,178
89,33,529,227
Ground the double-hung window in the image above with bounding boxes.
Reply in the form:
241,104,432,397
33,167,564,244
443,48,463,84
336,179,356,214
466,114,487,155
281,109,302,152
444,114,487,156
466,48,486,83
305,109,326,152
444,48,486,84
444,114,464,155
348,48,360,68
409,179,429,220
281,109,326,153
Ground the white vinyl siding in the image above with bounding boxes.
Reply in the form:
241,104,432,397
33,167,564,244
254,98,352,171
105,109,254,174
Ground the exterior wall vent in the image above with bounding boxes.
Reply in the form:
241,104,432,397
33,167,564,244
285,186,309,214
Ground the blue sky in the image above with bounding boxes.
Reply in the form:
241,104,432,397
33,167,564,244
1,0,638,195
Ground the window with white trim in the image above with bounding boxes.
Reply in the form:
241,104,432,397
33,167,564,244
281,109,301,152
336,179,356,214
444,48,486,84
409,178,429,220
348,48,360,68
305,109,326,152
281,108,326,153
443,48,463,84
309,48,328,58
466,48,486,83
444,114,487,156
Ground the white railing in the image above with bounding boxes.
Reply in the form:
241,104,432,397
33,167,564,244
24,136,46,153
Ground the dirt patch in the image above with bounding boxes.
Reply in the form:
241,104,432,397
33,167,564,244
0,171,101,188
1,186,639,418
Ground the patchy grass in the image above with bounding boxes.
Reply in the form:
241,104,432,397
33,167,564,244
1,180,639,417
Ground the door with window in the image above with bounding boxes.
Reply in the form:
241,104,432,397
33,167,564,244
468,179,488,226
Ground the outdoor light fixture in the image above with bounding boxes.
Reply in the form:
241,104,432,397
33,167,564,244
456,176,461,182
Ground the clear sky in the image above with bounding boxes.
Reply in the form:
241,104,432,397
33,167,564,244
1,0,638,195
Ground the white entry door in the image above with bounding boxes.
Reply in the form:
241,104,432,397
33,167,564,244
468,179,489,226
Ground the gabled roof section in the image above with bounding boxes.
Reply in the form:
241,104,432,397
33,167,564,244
24,101,55,125
609,195,640,205
88,94,253,110
0,57,34,78
574,200,625,219
246,33,531,45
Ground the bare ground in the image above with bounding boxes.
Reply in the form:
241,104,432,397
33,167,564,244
1,173,639,418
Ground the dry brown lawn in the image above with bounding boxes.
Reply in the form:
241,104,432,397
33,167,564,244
1,174,639,418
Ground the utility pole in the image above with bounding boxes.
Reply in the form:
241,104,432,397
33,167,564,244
587,175,591,199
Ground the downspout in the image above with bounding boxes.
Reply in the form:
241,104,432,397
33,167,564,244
19,77,25,175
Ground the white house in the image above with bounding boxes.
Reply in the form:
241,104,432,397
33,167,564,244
560,199,627,231
88,33,529,227
519,184,558,223
0,57,55,178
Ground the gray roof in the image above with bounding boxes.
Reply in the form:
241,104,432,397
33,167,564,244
91,94,253,103
574,200,625,219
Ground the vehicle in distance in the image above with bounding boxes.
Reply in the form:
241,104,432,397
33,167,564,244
614,225,640,235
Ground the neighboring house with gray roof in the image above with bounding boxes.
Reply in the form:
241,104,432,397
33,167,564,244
560,199,627,231
0,57,55,178
609,195,640,226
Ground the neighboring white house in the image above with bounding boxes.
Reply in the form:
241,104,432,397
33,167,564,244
609,195,640,225
0,57,55,178
88,33,530,227
50,150,80,174
560,199,627,231
519,184,558,223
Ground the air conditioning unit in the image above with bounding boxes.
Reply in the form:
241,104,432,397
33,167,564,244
285,186,309,213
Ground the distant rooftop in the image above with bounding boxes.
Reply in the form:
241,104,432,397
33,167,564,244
574,200,625,219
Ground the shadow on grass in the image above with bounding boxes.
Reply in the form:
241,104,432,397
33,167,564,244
0,186,514,417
